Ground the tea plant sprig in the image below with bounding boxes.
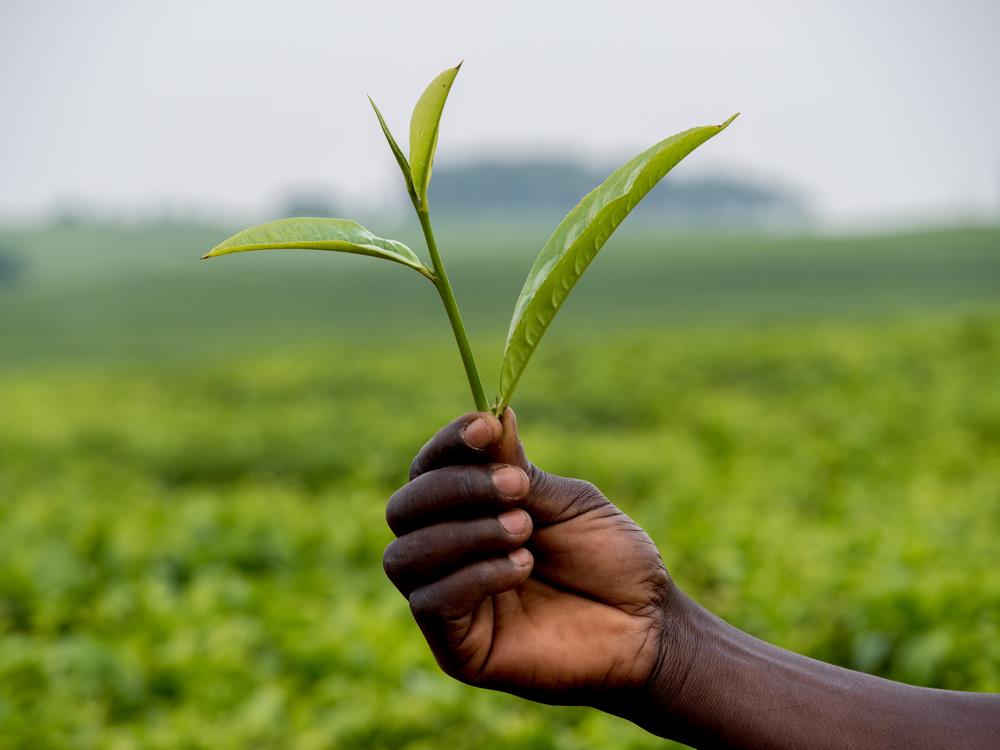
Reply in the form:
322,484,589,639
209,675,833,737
202,63,736,415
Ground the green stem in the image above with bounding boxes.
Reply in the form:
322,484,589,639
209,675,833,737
415,205,489,412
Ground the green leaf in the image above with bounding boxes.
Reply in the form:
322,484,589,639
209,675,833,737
496,114,739,413
201,217,435,280
409,62,461,206
368,96,413,195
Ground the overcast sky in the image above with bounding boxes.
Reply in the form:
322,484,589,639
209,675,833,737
2,0,999,225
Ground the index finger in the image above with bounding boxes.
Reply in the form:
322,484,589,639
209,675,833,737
409,411,503,480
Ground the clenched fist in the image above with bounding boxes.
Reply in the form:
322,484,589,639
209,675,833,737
383,409,674,706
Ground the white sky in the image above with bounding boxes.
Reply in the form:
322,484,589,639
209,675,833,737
2,0,999,225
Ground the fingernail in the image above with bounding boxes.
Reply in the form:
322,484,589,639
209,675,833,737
492,466,528,498
498,510,528,535
462,418,493,449
509,548,532,567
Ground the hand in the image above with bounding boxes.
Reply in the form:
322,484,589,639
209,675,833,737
383,409,676,706
384,411,1000,748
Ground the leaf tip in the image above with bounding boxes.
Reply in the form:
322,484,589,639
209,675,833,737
719,112,740,129
200,250,214,260
454,60,464,71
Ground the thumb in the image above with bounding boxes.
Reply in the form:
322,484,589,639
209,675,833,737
493,408,530,471
493,407,606,525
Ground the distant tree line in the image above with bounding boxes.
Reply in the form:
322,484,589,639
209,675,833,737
425,158,810,226
280,190,340,219
0,244,22,287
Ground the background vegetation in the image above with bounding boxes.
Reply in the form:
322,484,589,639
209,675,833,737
1,221,998,748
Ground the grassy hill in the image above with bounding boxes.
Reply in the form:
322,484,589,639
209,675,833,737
1,221,997,369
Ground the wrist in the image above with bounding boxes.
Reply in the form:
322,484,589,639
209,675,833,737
592,585,709,740
653,590,707,712
633,587,712,742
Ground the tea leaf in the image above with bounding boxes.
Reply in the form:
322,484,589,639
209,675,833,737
496,114,739,412
201,217,434,279
369,96,413,195
409,63,461,207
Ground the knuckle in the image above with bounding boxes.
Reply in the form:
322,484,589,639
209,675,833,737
382,542,403,581
408,454,424,481
407,587,437,619
385,491,406,535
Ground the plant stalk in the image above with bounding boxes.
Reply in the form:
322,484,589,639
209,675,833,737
415,206,490,412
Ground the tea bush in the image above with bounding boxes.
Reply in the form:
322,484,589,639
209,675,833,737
1,312,998,748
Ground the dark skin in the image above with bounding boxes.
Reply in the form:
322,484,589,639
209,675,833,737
384,410,1000,748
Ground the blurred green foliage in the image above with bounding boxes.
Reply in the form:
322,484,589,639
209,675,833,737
0,223,998,747
1,222,998,367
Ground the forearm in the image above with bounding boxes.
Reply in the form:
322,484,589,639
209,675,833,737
618,590,1000,749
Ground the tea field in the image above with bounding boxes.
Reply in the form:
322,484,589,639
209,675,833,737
0,222,999,748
